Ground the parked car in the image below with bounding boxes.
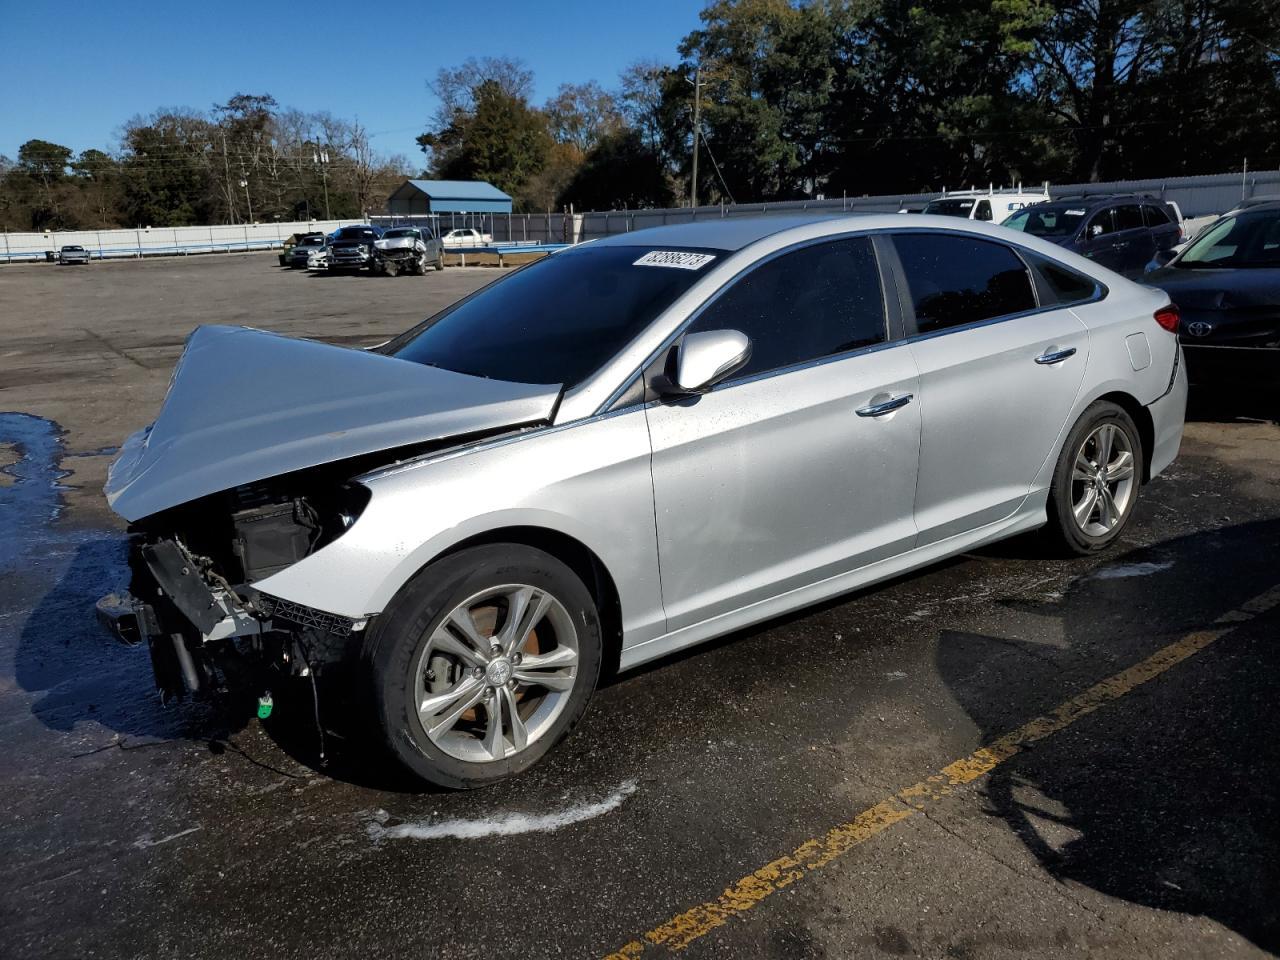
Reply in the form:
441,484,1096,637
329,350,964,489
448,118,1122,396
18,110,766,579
285,233,326,269
97,214,1185,788
372,227,444,275
921,189,1050,223
278,233,311,266
1143,200,1280,384
1002,195,1182,277
320,225,383,271
57,244,91,265
440,227,493,248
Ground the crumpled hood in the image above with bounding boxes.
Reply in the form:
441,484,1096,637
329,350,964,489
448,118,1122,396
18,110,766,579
105,325,561,522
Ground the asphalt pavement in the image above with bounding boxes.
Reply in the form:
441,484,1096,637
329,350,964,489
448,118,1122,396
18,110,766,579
1,253,1277,959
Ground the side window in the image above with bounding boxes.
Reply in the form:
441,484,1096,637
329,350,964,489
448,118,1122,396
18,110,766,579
893,233,1037,333
686,237,886,380
1022,250,1098,306
1088,209,1116,237
974,199,993,222
1142,204,1171,227
1115,205,1145,231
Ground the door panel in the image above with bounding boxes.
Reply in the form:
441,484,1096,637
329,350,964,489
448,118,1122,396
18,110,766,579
647,347,921,631
908,309,1089,542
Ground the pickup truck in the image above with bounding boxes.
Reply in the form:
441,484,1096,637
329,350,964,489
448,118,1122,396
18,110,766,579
320,225,383,271
372,227,444,275
440,227,493,248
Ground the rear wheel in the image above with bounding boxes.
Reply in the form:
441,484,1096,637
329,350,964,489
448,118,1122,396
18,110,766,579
434,252,445,271
1044,401,1142,555
364,544,602,789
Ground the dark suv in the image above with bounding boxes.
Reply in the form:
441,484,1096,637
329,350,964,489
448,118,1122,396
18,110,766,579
326,225,383,270
1002,195,1183,277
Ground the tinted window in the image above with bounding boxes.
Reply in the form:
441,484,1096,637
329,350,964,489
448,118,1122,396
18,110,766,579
893,233,1037,332
389,245,720,387
1143,204,1171,227
974,200,993,222
1003,205,1087,237
923,198,977,218
1088,209,1117,237
687,237,885,379
1023,251,1098,305
1115,205,1145,231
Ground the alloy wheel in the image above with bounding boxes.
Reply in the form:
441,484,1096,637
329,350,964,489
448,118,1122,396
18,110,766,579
1070,422,1137,538
411,584,579,763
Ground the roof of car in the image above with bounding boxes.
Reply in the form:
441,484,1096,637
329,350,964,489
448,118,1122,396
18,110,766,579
1035,194,1170,209
1231,199,1280,214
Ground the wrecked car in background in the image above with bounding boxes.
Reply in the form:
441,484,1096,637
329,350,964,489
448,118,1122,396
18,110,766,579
97,214,1185,790
372,227,444,276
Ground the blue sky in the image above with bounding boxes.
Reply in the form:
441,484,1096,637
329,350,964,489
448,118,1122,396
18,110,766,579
0,0,704,165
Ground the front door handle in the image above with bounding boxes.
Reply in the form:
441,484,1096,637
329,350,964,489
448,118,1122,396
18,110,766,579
1035,347,1077,365
856,393,913,417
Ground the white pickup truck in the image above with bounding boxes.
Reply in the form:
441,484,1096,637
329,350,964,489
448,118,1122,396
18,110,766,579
440,228,493,248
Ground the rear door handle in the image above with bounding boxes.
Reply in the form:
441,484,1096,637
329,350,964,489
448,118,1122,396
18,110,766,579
1035,347,1077,365
856,393,913,417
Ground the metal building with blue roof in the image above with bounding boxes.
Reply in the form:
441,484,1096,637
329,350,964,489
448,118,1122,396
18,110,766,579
386,179,513,216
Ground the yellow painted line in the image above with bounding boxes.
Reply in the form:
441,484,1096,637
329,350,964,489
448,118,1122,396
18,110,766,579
604,584,1280,958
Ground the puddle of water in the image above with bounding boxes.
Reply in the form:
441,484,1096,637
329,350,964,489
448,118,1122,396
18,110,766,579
0,413,72,566
367,779,638,842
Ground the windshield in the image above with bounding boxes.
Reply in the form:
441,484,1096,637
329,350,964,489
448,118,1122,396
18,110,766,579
1176,212,1280,268
334,227,378,241
63,246,83,251
388,245,724,387
383,229,418,239
922,198,976,218
1002,206,1087,237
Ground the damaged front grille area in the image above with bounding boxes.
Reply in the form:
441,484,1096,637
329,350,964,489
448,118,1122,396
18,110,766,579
253,593,359,637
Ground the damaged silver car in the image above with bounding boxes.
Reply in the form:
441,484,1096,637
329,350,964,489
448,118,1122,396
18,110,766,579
98,214,1187,788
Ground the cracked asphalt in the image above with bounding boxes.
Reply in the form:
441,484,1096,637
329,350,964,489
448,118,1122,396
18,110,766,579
1,253,1278,959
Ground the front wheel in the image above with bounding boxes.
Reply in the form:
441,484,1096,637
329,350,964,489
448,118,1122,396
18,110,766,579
364,544,602,789
1044,401,1143,555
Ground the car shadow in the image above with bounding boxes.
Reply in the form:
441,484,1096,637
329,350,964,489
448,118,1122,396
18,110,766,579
937,518,1280,952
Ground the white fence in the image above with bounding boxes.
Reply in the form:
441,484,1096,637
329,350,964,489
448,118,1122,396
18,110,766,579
0,219,363,263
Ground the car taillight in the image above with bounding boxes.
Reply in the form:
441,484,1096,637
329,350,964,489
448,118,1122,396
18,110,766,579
1154,303,1180,333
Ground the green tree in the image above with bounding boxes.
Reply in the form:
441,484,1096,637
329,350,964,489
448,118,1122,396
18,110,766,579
420,76,552,209
559,128,674,210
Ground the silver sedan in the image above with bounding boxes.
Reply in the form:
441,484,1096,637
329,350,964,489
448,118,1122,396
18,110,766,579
100,214,1187,788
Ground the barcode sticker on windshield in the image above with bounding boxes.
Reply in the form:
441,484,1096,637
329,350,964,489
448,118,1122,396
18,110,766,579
634,251,716,270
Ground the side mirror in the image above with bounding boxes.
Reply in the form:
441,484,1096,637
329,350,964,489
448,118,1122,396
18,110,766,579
656,330,751,397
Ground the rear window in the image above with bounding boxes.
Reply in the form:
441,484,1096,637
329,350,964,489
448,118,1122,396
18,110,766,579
388,245,723,387
923,198,977,218
1143,205,1171,227
893,233,1037,333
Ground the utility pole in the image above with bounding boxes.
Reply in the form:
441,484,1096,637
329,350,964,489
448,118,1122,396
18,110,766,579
221,132,235,223
240,177,253,223
690,66,703,209
314,149,332,220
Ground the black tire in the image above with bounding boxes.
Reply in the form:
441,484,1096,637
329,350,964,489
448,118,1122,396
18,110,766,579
434,253,445,271
363,544,602,789
1044,400,1143,556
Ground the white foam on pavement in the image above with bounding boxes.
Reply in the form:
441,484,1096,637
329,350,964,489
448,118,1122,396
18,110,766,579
1092,560,1174,580
368,780,638,842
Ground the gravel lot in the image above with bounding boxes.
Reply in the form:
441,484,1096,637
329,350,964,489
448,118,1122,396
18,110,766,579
1,253,1278,959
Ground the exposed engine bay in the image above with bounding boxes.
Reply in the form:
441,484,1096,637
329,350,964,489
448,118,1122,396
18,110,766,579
99,467,374,705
